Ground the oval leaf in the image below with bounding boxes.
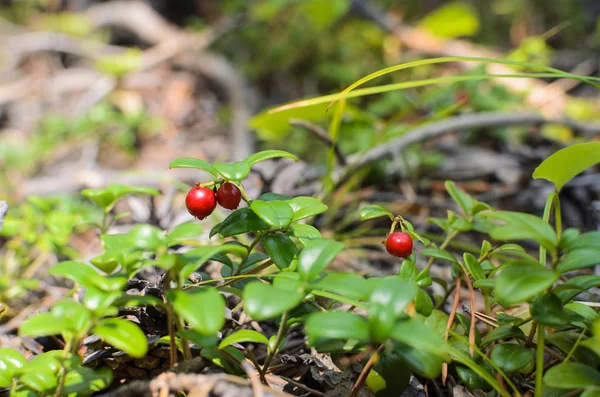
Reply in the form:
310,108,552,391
169,158,217,176
533,142,600,191
20,313,66,337
93,318,148,358
359,205,393,221
297,239,345,281
490,343,534,373
213,161,251,181
250,200,295,228
261,234,298,270
243,282,305,320
305,312,370,343
495,260,559,306
217,208,270,237
544,362,600,389
289,197,328,222
167,221,204,245
483,211,558,254
218,330,269,349
244,150,298,165
311,272,371,301
170,288,225,335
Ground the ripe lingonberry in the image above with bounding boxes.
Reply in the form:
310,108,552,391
385,232,413,258
186,186,217,220
216,182,242,210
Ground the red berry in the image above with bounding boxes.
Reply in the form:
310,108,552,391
216,182,242,210
385,232,413,258
185,186,216,220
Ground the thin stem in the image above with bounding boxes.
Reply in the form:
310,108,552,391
535,324,545,396
425,229,459,272
540,193,556,267
350,344,385,397
553,194,562,241
54,339,73,397
442,277,462,385
163,273,178,367
175,315,192,361
564,327,586,363
235,182,252,203
260,311,289,383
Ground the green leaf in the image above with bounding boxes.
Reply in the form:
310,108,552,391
93,318,148,358
297,239,345,281
463,253,485,281
20,368,58,392
421,247,458,264
81,184,158,211
399,259,418,282
311,273,370,301
390,317,447,357
289,224,323,245
167,221,204,245
581,387,600,397
483,211,558,254
305,312,370,343
533,142,600,191
563,231,600,251
395,344,444,378
419,2,480,38
181,244,248,282
250,200,294,228
170,288,225,335
544,363,600,389
212,161,251,181
359,205,394,221
557,248,600,273
168,158,217,176
218,330,269,349
557,275,600,303
244,150,298,165
49,260,101,289
127,224,166,251
490,343,534,373
20,313,67,337
261,234,298,270
288,197,328,222
243,282,305,320
63,366,113,396
455,365,493,392
369,278,418,342
444,181,475,215
249,102,329,142
481,325,526,347
0,348,26,387
494,260,559,306
217,208,270,237
531,294,571,327
414,288,433,317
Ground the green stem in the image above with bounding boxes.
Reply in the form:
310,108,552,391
176,315,192,361
424,229,459,272
311,290,368,310
553,194,562,241
540,193,556,267
235,182,252,203
564,327,586,363
535,324,545,396
260,311,289,383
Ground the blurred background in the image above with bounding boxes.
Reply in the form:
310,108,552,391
1,0,600,257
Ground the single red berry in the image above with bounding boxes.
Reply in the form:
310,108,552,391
385,232,413,258
216,182,242,210
185,186,217,220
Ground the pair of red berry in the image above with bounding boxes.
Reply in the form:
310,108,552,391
185,182,241,220
385,232,413,258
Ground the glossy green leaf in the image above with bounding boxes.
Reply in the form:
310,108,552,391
297,239,345,281
250,102,329,142
170,288,225,335
483,211,558,253
20,313,66,337
398,259,418,282
455,365,493,392
243,282,305,320
369,278,418,342
168,158,217,176
288,196,328,222
244,150,298,165
495,260,559,306
581,387,600,397
261,234,298,270
359,205,393,221
557,248,600,273
445,180,475,215
289,223,322,245
181,244,248,282
93,318,148,358
20,368,58,392
218,330,269,349
390,317,447,357
0,348,26,387
305,312,370,343
213,161,251,181
463,253,485,280
557,275,600,303
533,142,600,191
167,221,204,245
49,261,101,289
311,272,370,301
421,247,458,264
81,184,158,211
548,332,599,367
250,200,294,228
127,224,166,251
481,325,526,347
84,286,119,315
414,288,433,316
63,366,113,396
490,343,534,373
395,344,444,378
563,231,600,251
543,362,600,389
217,208,270,237
531,293,571,327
